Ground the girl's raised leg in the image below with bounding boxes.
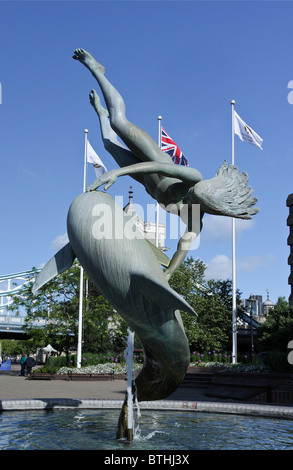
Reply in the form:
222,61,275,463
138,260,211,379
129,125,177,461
89,89,144,184
73,49,172,165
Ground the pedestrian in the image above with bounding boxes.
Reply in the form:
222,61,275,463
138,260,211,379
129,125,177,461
20,353,27,376
26,354,35,377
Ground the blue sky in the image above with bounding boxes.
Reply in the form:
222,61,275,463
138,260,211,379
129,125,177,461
1,0,293,306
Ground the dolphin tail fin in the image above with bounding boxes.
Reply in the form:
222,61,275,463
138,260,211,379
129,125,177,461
134,273,197,317
32,242,76,294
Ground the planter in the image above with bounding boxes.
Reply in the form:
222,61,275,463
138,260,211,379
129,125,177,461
187,366,227,374
28,371,116,381
27,373,54,380
206,371,293,401
65,373,115,381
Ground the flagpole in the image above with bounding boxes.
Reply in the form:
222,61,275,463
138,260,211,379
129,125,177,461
156,116,162,247
83,129,88,192
231,100,237,364
77,129,88,368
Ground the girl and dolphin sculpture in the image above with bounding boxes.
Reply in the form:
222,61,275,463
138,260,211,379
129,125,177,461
32,49,259,439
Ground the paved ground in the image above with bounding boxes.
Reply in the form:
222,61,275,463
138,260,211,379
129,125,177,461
1,365,293,421
0,365,213,402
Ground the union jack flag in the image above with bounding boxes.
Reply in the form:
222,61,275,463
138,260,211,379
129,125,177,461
161,127,189,166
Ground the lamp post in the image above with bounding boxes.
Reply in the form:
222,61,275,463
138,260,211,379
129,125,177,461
248,294,256,362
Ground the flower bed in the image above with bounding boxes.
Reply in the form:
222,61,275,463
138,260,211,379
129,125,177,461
57,363,143,376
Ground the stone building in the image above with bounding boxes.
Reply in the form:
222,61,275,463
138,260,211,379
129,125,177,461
123,186,168,252
262,290,275,317
241,290,275,324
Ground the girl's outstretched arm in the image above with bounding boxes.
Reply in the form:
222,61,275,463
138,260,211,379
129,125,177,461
87,161,203,192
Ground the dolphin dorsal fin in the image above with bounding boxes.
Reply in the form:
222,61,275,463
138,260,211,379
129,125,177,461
32,242,76,293
144,239,170,267
133,273,197,317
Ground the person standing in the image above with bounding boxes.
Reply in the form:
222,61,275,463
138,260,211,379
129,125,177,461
26,354,35,377
20,353,26,376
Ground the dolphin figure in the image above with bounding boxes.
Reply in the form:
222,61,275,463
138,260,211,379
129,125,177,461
33,190,196,436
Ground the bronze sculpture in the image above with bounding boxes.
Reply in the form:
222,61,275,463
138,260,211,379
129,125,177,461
73,48,258,280
33,49,259,440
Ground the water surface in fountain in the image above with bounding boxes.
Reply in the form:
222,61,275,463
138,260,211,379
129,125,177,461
0,409,292,450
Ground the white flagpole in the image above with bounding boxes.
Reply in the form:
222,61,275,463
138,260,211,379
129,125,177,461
156,116,162,248
83,129,88,192
231,101,237,364
77,129,88,368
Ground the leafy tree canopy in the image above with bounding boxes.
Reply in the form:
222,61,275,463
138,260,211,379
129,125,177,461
258,296,293,352
8,257,247,357
9,263,128,355
168,257,243,353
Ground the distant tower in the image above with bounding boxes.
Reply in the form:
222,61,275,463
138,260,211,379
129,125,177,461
286,194,293,304
123,186,168,251
262,289,275,316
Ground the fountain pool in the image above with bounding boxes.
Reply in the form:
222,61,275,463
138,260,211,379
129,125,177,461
0,408,292,450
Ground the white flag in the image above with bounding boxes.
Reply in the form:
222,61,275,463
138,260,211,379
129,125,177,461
87,140,107,177
234,111,263,150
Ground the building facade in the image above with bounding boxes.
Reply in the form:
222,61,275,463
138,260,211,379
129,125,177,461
241,290,275,324
123,186,168,252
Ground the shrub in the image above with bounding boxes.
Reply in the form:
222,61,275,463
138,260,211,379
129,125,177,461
37,350,144,374
263,351,293,374
37,363,60,374
190,350,232,365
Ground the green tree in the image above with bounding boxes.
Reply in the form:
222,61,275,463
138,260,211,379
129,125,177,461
168,257,206,304
9,263,127,356
258,297,293,352
10,265,79,355
0,339,25,357
168,257,242,353
83,279,128,352
206,279,245,314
